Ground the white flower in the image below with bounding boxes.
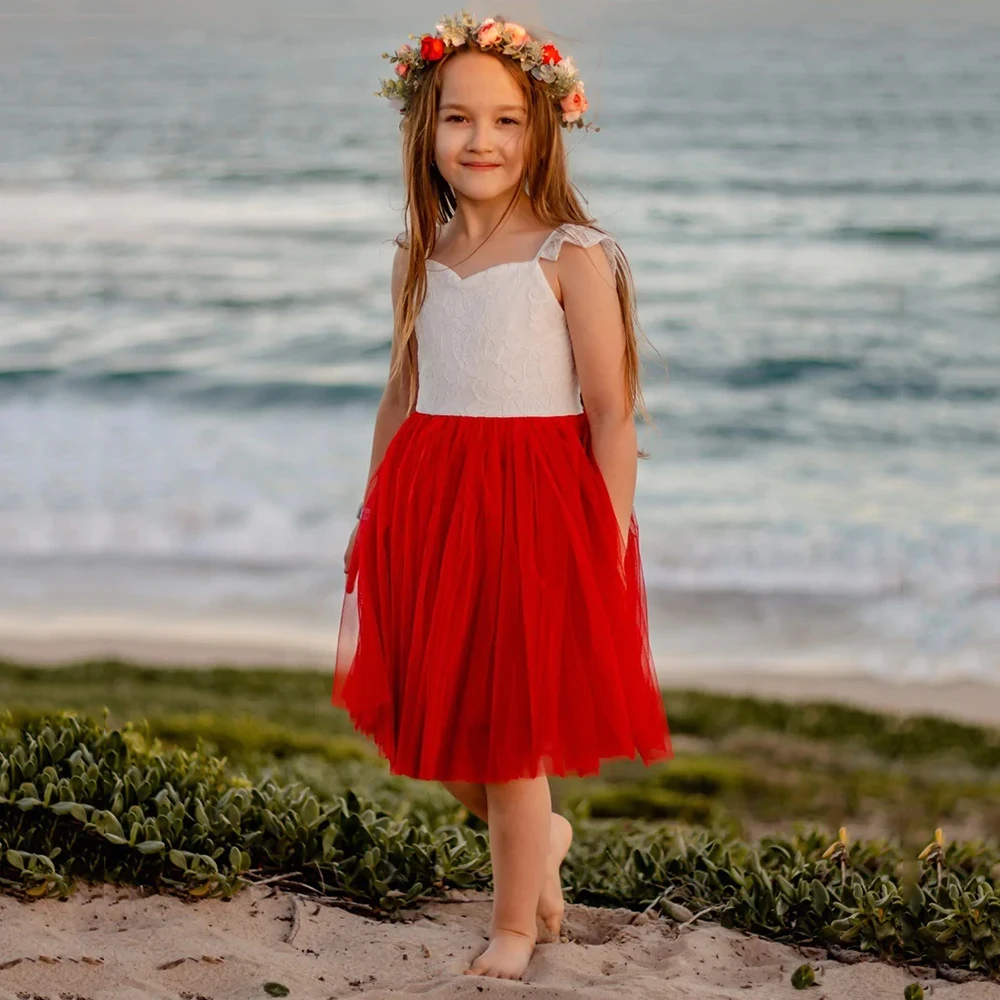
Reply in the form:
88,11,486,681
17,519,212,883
435,21,467,47
556,55,576,77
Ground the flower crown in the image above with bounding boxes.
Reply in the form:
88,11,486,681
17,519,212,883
375,10,598,132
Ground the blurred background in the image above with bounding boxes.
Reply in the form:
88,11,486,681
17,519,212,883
1,0,998,684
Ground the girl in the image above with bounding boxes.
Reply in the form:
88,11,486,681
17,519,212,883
332,10,673,982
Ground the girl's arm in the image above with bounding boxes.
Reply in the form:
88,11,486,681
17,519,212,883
559,242,637,549
361,243,412,501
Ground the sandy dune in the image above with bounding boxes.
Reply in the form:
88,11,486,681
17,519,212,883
2,882,998,1000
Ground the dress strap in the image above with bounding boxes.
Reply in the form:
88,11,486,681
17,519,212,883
534,222,619,273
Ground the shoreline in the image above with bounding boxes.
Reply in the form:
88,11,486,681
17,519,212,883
1,612,998,728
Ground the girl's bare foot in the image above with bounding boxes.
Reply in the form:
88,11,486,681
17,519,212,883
536,812,573,940
464,927,537,979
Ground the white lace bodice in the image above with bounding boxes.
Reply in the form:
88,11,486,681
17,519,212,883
414,222,619,417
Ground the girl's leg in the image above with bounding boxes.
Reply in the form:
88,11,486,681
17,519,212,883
441,780,489,822
442,780,573,939
464,775,551,979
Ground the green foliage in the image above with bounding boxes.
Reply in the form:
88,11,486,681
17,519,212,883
567,783,724,825
0,712,491,911
563,824,1000,975
3,659,1000,978
3,659,1000,851
0,658,361,740
3,711,1000,975
5,658,999,769
665,689,1000,770
145,712,376,764
791,963,816,988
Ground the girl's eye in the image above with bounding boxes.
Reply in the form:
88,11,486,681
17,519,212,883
444,114,520,125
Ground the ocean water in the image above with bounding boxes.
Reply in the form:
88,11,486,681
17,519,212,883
1,3,998,679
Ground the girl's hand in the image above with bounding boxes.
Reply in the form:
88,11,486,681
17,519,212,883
344,522,359,575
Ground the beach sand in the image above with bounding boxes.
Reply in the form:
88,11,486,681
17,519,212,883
2,882,999,1000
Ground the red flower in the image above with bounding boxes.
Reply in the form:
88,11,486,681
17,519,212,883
420,35,446,61
540,43,561,65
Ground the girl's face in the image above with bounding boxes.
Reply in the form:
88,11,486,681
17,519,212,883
433,50,528,203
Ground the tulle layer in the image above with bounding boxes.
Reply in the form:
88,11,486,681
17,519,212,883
332,409,673,783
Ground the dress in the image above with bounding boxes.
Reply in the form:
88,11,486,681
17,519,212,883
331,222,674,783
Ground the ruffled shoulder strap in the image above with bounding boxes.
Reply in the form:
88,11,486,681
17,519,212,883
535,222,619,273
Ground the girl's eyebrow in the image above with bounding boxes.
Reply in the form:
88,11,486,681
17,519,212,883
439,102,526,113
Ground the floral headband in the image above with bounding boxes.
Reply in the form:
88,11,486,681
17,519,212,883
375,10,598,132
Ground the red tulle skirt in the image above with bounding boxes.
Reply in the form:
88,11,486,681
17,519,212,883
332,409,673,783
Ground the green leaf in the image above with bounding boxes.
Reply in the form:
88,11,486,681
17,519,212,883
905,882,925,916
93,809,125,839
810,879,830,912
775,874,796,900
874,919,899,941
301,796,320,828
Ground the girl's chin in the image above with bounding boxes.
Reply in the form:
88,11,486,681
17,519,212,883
450,174,517,196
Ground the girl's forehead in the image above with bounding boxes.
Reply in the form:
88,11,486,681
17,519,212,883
440,53,521,97
438,86,524,114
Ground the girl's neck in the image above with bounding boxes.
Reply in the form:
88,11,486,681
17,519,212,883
445,189,541,243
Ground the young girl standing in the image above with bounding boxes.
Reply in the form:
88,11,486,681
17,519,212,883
332,10,673,982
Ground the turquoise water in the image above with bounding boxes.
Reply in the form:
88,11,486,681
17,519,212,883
1,4,998,678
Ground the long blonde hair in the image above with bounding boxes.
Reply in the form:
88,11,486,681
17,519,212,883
387,46,656,439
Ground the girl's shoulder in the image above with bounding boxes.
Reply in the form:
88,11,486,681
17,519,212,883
538,222,620,273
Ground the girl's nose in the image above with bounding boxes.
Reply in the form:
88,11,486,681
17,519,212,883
468,124,496,152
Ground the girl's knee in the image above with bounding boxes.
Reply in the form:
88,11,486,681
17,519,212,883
484,776,550,808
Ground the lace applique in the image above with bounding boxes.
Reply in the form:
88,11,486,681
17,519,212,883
536,223,619,273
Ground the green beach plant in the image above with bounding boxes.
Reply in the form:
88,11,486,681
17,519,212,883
3,710,999,978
